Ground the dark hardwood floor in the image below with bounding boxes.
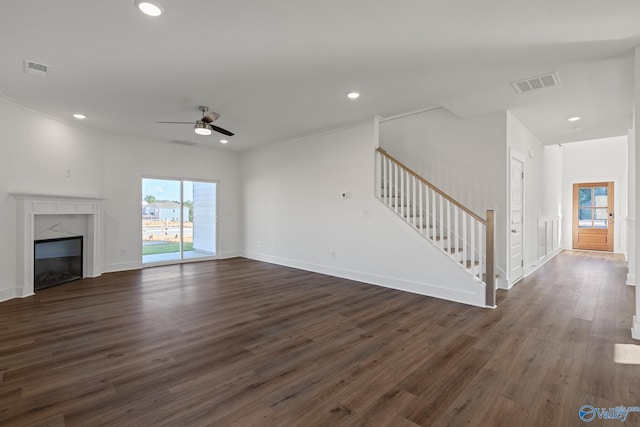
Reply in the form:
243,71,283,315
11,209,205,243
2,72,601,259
1,251,639,426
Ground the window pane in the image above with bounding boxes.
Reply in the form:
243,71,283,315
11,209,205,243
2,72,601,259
578,208,592,228
594,186,608,207
579,188,592,207
594,208,608,228
142,178,182,263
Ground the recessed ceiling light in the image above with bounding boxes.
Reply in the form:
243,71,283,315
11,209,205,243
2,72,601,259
73,113,86,120
220,139,228,144
347,92,360,100
135,0,164,17
568,116,581,122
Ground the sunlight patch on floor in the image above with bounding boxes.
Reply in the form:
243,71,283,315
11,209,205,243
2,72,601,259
614,344,640,365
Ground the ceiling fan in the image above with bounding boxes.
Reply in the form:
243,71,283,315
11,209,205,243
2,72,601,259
157,106,234,136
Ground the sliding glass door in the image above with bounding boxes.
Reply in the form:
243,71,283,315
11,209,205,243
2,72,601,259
183,180,217,260
142,177,218,265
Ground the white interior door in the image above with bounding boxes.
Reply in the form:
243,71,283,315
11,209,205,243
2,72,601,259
509,153,524,283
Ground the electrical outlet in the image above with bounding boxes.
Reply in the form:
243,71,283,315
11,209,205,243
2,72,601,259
330,251,336,260
120,249,126,256
258,241,263,248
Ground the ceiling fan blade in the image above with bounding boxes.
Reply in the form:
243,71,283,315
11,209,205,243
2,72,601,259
156,121,194,125
209,124,234,136
202,112,220,124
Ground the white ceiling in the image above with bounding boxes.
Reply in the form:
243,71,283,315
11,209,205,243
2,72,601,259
1,0,639,150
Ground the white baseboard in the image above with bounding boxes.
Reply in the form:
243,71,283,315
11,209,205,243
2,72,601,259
0,286,35,303
495,267,508,290
627,275,636,287
243,251,486,308
633,316,640,341
103,252,242,273
101,261,142,274
219,250,243,259
526,249,562,277
501,249,562,290
0,286,16,303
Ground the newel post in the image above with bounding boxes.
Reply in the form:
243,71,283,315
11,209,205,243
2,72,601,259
486,209,496,308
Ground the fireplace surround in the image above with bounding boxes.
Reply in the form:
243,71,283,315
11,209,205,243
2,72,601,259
11,194,103,297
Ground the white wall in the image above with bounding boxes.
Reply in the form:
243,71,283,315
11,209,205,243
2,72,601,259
242,121,486,307
0,98,243,301
561,136,628,253
507,112,543,279
0,99,105,301
102,135,242,272
632,45,640,340
379,108,508,287
542,145,563,219
506,112,564,282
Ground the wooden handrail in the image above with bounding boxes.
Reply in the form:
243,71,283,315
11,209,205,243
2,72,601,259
377,148,486,224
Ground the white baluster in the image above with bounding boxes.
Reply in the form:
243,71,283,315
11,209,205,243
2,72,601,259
401,169,406,218
479,223,485,280
431,189,437,244
446,200,451,254
438,195,444,249
462,212,467,269
454,207,459,261
412,177,417,227
405,170,410,220
394,163,399,214
470,220,475,273
381,155,386,202
419,181,424,233
424,185,430,237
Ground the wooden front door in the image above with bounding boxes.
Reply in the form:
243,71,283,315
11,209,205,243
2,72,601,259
572,182,614,251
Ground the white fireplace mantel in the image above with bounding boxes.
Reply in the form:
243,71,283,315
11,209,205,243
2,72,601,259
11,193,103,298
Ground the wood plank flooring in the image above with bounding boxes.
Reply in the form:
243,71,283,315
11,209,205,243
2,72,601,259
1,251,639,426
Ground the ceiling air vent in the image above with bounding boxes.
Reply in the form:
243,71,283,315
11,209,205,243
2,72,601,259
511,72,560,94
170,139,198,146
23,59,49,77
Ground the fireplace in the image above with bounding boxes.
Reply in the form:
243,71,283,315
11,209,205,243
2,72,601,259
10,193,103,299
34,236,83,290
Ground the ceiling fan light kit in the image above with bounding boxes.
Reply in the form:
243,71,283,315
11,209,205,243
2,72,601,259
194,122,212,136
156,106,235,138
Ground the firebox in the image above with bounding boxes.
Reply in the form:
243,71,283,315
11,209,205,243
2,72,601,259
34,236,83,291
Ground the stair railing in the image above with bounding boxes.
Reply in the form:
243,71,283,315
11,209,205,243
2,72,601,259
376,148,496,307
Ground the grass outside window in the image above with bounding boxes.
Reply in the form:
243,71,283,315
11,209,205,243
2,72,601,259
143,242,194,255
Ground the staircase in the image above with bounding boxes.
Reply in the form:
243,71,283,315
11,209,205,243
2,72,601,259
375,148,496,307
